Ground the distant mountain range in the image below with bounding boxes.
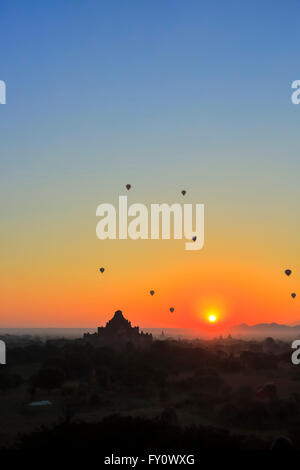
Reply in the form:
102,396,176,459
231,322,300,338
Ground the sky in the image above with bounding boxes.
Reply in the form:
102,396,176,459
1,0,300,329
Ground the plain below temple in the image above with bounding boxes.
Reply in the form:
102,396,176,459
83,310,153,349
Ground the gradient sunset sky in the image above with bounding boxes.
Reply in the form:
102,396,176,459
1,0,300,329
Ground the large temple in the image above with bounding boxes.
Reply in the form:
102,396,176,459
83,310,152,349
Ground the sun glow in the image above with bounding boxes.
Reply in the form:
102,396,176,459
208,314,217,322
199,298,225,327
205,308,219,323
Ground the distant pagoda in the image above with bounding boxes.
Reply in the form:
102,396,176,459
84,310,152,349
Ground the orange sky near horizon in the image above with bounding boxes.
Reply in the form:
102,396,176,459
1,223,299,329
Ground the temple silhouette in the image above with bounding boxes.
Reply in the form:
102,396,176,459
83,310,152,349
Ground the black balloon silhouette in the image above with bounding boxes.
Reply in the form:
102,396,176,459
126,184,131,190
291,293,296,299
170,307,174,313
99,267,105,273
150,290,155,296
192,236,197,242
181,190,186,196
285,269,292,276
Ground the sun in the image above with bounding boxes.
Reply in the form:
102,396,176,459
206,309,219,323
201,303,223,325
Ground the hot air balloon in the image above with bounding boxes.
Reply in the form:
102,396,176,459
285,269,292,277
170,307,174,313
181,190,186,196
192,236,197,242
99,267,105,273
150,290,155,296
126,184,131,190
291,293,296,299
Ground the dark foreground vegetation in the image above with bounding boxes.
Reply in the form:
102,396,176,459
0,334,300,457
